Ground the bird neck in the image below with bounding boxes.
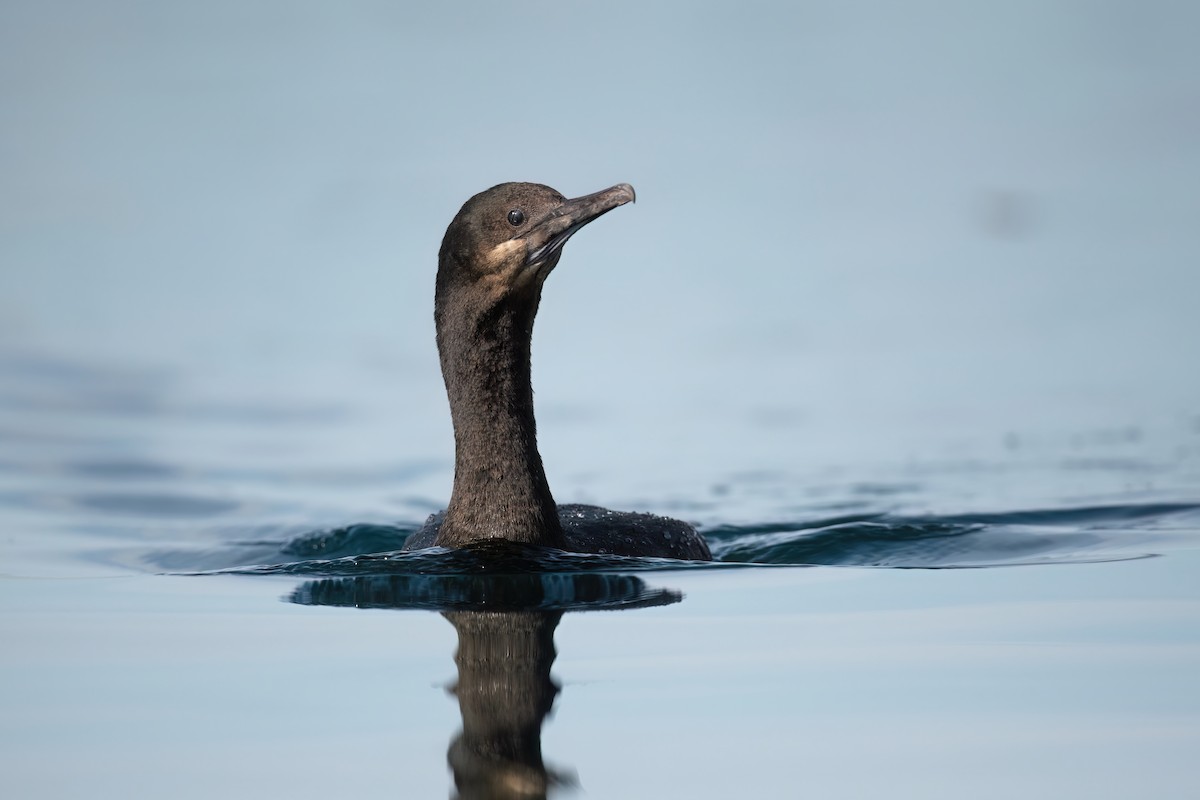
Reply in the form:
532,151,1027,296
435,292,564,548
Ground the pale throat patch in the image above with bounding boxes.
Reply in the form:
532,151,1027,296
483,239,525,272
480,238,547,294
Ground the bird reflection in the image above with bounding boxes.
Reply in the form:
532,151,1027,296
289,572,681,799
446,609,568,798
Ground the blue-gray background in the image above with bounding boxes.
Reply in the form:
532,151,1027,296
6,1,1197,484
3,3,1200,798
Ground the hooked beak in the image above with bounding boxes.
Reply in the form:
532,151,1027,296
524,183,636,267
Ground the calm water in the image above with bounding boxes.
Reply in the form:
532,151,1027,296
4,3,1200,798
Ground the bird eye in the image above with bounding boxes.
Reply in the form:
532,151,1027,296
507,209,525,226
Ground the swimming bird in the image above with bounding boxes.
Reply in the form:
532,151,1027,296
403,182,712,560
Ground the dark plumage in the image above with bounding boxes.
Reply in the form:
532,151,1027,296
403,182,711,561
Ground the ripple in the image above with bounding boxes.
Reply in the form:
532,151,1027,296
150,502,1200,577
211,540,721,577
281,522,414,559
706,502,1200,567
65,459,181,480
75,492,240,517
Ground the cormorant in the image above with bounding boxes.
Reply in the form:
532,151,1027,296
403,182,711,561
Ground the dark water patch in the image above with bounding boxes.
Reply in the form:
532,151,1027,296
0,488,239,520
289,573,682,612
0,351,170,397
0,351,164,384
1061,457,1166,473
272,460,445,487
1069,426,1144,447
64,459,182,480
75,492,240,517
0,359,169,416
851,482,922,497
109,460,448,490
175,401,348,425
0,426,126,448
0,391,163,417
0,350,346,429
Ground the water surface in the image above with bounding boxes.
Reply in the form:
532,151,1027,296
3,2,1200,798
